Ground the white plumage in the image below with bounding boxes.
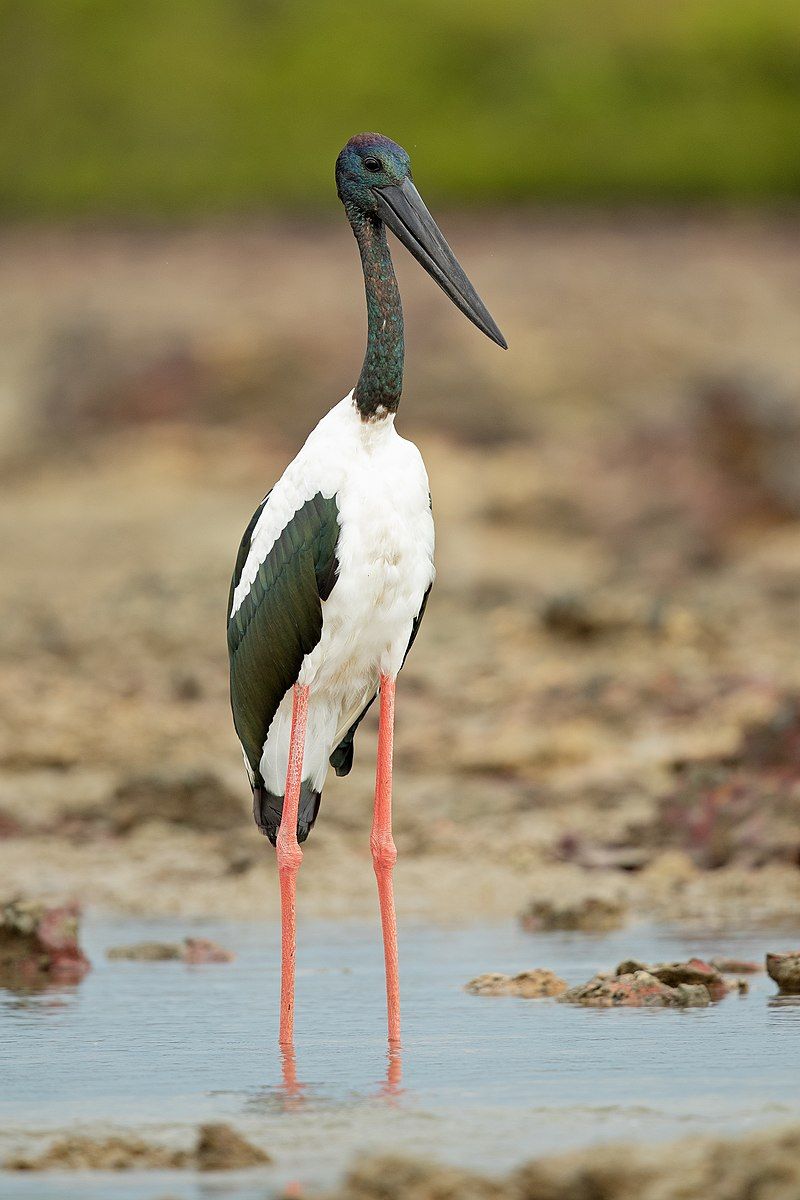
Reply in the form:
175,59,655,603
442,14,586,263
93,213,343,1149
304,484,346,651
231,391,435,797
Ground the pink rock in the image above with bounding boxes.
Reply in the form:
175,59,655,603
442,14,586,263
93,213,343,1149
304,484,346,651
559,970,709,1008
181,937,235,964
649,958,728,1002
0,899,90,986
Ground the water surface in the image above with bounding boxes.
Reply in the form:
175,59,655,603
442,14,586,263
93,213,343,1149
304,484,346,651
2,916,799,1199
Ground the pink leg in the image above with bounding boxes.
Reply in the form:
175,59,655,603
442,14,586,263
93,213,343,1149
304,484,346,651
371,673,401,1043
276,684,309,1045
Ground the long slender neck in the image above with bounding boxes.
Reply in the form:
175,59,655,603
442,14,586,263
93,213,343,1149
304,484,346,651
350,212,404,420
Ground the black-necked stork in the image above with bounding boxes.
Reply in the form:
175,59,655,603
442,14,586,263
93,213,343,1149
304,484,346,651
227,133,506,1045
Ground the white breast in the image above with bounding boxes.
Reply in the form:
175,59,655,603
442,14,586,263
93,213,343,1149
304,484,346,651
299,396,435,727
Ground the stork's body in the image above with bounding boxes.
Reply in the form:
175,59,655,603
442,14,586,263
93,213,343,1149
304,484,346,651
227,133,505,1046
230,396,434,834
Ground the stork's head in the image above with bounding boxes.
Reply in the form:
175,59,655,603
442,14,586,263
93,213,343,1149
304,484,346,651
335,133,410,216
335,132,507,350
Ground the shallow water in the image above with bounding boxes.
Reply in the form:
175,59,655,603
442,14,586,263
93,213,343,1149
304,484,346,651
2,916,799,1199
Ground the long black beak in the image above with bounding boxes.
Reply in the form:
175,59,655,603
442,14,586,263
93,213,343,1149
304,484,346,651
373,177,507,349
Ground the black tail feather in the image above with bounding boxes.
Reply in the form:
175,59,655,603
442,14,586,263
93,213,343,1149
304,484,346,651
330,692,378,777
252,782,321,845
329,734,355,777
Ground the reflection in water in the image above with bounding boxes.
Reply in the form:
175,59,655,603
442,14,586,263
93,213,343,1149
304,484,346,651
279,1043,307,1110
768,994,800,1010
378,1040,403,1102
0,970,79,1012
256,1040,404,1113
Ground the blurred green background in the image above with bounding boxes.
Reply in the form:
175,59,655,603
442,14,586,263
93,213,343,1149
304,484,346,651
2,0,799,216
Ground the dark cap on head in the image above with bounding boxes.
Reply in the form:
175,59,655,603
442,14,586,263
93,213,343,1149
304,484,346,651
335,132,507,350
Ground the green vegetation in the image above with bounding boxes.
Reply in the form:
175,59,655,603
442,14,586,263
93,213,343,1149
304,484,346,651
2,0,799,215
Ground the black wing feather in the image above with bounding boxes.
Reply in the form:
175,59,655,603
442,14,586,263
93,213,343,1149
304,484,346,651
228,491,339,784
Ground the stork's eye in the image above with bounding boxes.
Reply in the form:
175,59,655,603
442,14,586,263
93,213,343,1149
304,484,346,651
363,156,382,172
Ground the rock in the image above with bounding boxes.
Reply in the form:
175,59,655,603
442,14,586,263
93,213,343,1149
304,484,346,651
465,969,567,998
107,937,234,964
766,952,800,994
614,958,648,975
338,1155,501,1200
0,898,90,988
559,969,710,1008
613,957,728,1002
465,972,511,995
513,1121,800,1200
520,896,627,933
710,957,761,974
675,983,714,1005
330,1124,800,1199
182,937,235,964
647,957,728,1001
5,1135,190,1171
5,1124,269,1172
195,1123,270,1171
107,941,182,961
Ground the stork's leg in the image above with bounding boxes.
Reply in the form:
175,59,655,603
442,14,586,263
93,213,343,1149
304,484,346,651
276,683,309,1045
371,673,401,1042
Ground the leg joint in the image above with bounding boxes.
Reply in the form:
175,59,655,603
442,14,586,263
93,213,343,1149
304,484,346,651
370,833,397,871
276,833,303,873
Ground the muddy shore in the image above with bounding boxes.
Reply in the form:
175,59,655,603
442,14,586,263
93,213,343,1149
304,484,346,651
1,214,800,930
325,1122,800,1200
6,1113,800,1199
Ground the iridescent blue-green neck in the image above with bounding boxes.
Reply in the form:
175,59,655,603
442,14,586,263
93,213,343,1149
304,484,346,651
349,211,404,420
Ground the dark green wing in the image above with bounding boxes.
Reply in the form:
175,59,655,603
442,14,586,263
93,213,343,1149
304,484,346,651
228,492,340,783
329,582,432,778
